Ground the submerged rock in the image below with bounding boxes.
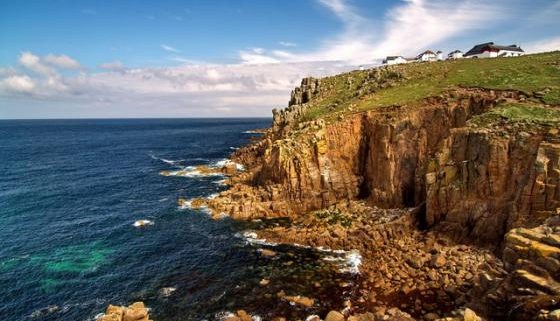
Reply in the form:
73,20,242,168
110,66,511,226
284,295,315,307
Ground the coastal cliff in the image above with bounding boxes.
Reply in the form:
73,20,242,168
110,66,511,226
204,52,560,321
100,52,560,321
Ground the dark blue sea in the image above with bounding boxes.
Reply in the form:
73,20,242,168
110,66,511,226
0,119,359,321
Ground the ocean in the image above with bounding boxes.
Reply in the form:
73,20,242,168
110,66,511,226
0,119,358,321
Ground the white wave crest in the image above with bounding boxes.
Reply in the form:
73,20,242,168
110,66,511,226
178,200,192,210
133,220,154,227
339,250,362,274
213,178,227,186
236,230,278,246
210,159,245,171
160,166,224,178
149,154,183,166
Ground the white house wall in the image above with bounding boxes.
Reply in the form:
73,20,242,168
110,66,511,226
498,50,523,57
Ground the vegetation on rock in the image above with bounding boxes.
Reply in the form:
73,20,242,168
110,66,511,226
297,52,560,122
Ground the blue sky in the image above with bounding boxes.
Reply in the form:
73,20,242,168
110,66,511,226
0,0,559,118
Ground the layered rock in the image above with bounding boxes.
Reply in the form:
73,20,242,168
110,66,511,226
467,218,560,320
210,90,529,220
426,119,559,245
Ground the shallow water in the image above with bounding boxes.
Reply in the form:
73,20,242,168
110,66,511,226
0,119,358,321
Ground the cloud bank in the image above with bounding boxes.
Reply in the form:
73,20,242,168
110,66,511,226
0,0,558,118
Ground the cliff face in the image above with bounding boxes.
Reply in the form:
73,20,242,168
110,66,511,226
212,87,559,247
426,127,559,244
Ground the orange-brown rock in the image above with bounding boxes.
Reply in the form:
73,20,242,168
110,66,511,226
208,88,559,250
466,217,560,321
98,302,151,321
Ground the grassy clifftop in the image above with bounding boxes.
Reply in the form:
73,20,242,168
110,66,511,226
301,51,560,123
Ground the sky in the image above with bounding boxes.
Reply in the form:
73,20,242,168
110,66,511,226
0,0,559,119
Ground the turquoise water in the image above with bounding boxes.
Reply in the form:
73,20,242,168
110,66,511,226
0,119,358,321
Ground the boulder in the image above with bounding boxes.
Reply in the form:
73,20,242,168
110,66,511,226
325,310,345,321
430,254,446,268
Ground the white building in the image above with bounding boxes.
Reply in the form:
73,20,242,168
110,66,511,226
416,50,437,62
436,51,444,61
448,50,464,59
383,56,408,65
464,42,524,58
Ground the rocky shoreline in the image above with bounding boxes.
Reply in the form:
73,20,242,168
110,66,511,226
196,71,559,320
99,56,560,321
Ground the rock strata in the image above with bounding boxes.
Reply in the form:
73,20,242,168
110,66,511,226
467,217,560,320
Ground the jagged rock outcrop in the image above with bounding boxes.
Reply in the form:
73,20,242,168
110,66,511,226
98,302,151,321
467,218,560,320
289,77,321,107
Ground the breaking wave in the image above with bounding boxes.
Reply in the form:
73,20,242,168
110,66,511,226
149,154,184,166
160,166,224,178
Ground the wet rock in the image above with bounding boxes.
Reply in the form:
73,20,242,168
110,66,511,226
98,302,151,321
159,287,176,297
284,295,315,307
236,310,252,321
258,249,277,257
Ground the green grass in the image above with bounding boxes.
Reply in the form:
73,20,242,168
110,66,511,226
301,52,560,121
470,102,560,128
314,209,353,227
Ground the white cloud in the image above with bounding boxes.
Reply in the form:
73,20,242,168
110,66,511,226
525,37,560,54
161,44,180,53
0,75,36,93
1,0,555,118
99,61,126,71
0,67,19,77
0,51,355,115
19,52,82,76
239,48,281,64
372,0,503,58
19,52,56,76
44,54,81,69
240,0,508,64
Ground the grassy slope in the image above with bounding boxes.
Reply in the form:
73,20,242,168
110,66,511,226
302,52,560,122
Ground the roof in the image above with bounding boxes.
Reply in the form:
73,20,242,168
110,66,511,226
449,50,463,54
385,56,404,60
418,50,436,56
465,42,524,56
